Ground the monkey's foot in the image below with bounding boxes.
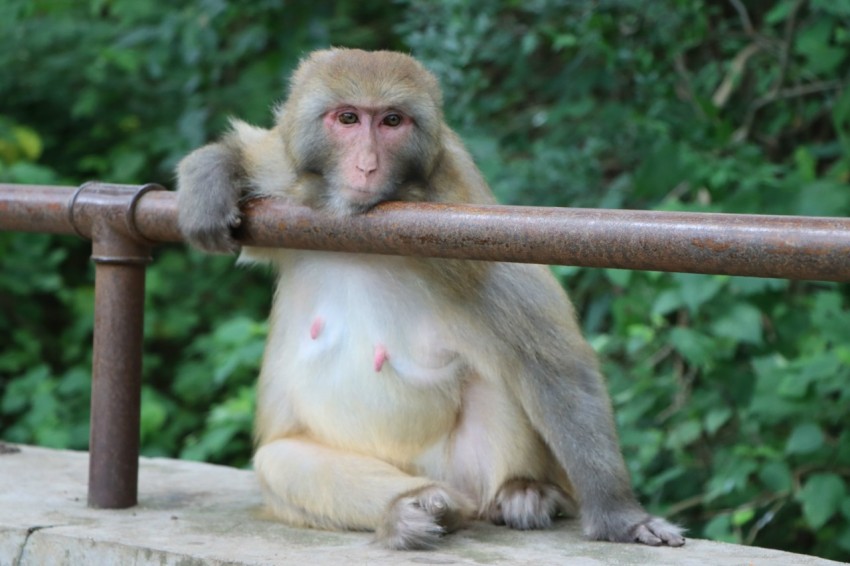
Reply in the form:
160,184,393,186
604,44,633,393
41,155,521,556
376,485,470,550
487,478,574,530
584,508,686,547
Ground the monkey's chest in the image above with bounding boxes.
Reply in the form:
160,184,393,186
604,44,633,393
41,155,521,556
273,253,464,459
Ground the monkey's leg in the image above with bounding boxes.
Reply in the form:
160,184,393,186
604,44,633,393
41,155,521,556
471,263,684,545
519,358,685,546
254,438,471,550
446,377,576,530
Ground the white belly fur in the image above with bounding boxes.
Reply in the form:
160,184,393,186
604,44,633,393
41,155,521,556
258,252,464,464
254,250,553,506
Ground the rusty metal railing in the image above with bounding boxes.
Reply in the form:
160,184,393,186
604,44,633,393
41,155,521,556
1,182,849,509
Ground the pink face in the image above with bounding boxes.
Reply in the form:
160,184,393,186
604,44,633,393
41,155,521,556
323,106,415,207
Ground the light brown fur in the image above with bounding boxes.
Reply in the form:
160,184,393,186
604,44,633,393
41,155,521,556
176,48,684,550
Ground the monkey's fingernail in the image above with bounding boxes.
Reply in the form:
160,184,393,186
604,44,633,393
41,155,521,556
231,216,242,228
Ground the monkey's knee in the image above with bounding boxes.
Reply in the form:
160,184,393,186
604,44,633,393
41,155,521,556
376,485,472,550
487,478,575,530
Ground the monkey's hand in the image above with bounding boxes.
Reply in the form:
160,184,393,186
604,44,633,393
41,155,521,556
585,504,685,546
376,485,472,550
176,142,245,254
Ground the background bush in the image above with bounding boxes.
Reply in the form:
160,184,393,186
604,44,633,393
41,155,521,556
1,0,848,560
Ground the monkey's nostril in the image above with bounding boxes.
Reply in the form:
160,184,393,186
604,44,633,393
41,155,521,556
357,153,378,174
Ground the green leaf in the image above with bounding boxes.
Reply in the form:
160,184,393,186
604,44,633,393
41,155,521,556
12,126,42,160
703,514,736,543
798,473,846,529
796,180,850,216
669,327,715,367
673,273,726,315
728,277,787,295
710,303,763,345
759,461,793,492
552,33,578,50
778,372,810,399
795,19,847,75
633,142,685,197
704,408,732,436
604,269,631,287
732,507,755,527
666,419,702,450
766,0,798,24
651,289,683,318
794,147,817,181
812,0,850,15
786,423,825,454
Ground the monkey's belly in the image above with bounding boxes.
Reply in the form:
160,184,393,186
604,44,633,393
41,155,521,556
268,254,465,463
287,337,462,462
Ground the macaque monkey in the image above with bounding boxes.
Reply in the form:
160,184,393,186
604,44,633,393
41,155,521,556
176,48,685,550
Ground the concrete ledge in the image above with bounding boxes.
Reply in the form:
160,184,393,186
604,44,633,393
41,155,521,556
0,444,841,566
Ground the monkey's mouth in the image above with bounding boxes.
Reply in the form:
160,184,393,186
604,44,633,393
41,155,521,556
342,184,390,206
345,185,375,196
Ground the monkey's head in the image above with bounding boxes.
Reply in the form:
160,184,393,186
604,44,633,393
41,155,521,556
277,49,446,214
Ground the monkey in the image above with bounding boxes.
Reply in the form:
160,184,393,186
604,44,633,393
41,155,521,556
176,48,685,551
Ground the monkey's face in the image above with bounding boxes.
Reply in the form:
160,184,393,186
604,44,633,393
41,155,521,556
279,49,445,213
317,105,427,213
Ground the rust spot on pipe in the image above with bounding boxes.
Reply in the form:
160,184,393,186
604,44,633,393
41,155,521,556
691,238,732,253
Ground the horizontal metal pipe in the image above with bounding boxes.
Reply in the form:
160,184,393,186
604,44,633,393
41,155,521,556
0,184,77,234
184,194,850,282
2,183,849,281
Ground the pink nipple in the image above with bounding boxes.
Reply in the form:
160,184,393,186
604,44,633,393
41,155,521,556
310,317,324,340
374,344,389,372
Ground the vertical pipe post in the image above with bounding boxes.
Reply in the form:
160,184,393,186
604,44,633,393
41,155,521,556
68,182,158,509
87,234,151,508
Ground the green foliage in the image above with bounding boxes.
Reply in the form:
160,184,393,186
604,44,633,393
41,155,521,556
0,0,404,465
596,271,849,558
1,0,849,560
0,0,403,184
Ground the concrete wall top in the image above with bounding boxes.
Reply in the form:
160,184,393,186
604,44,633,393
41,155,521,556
0,445,843,566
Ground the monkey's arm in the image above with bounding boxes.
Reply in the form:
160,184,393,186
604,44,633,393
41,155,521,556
177,120,292,254
176,135,246,254
478,263,685,546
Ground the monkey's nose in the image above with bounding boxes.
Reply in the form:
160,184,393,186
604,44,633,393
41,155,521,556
356,152,378,175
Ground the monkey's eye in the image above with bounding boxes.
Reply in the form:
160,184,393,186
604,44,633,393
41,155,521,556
382,114,402,127
338,112,358,125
